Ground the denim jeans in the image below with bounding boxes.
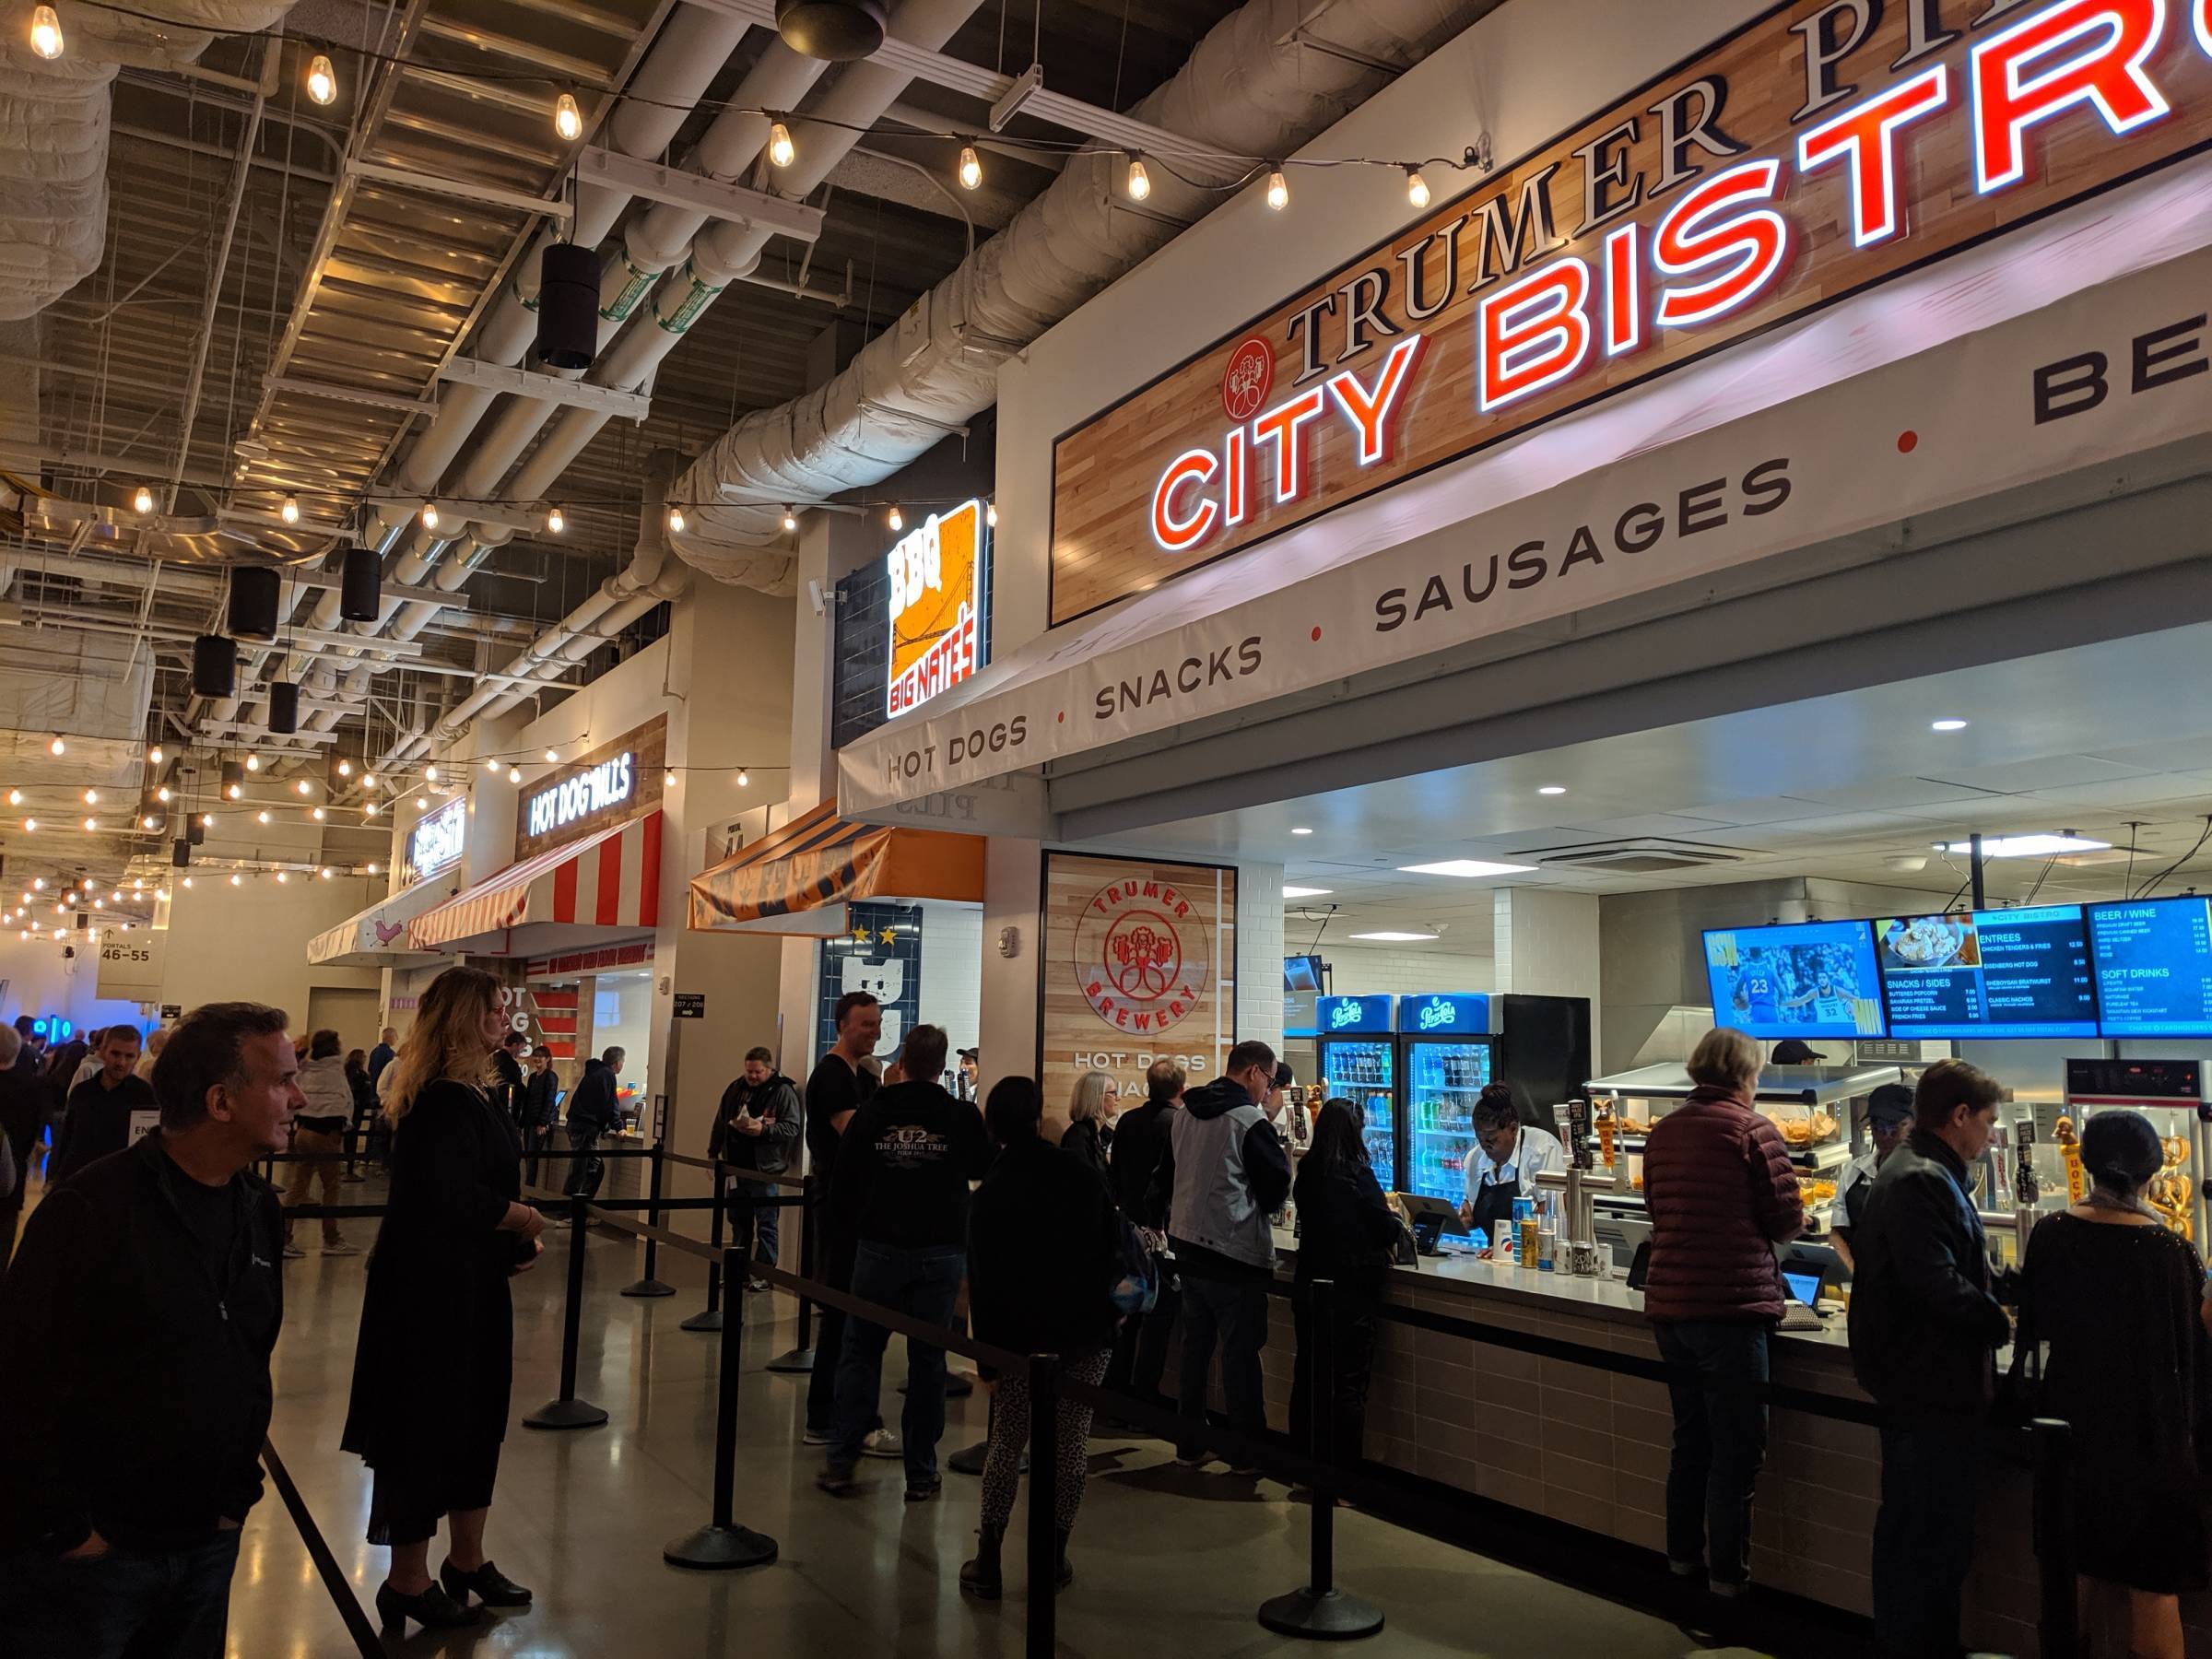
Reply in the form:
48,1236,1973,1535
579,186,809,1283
1873,1414,1983,1658
1653,1319,1771,1585
1176,1273,1269,1462
830,1240,966,1485
725,1177,780,1270
0,1528,242,1658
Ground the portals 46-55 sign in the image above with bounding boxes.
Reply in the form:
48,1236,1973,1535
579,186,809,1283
1048,0,2212,626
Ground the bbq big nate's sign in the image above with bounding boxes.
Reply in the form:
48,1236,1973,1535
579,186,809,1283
1048,0,2212,624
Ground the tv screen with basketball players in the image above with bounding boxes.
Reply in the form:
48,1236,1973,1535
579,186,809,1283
1702,921,1885,1041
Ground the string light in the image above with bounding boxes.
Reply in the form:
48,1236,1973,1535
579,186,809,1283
667,505,686,534
5,791,18,807
256,810,271,825
415,795,429,809
1126,155,1151,201
48,735,64,757
364,802,379,818
226,782,241,800
782,507,797,532
664,770,676,788
366,862,379,876
229,874,242,887
768,121,795,168
320,867,333,879
554,92,582,141
132,483,154,514
156,786,171,803
280,493,301,524
423,764,437,782
544,747,559,763
887,504,903,533
30,878,42,891
362,772,377,789
182,877,193,889
83,789,97,805
1405,166,1430,209
28,5,61,60
736,769,749,787
335,759,352,778
149,744,164,764
201,814,215,828
142,815,158,830
82,817,96,831
305,53,336,106
985,501,997,528
245,753,261,771
957,146,982,190
485,757,500,772
275,870,288,883
1266,168,1288,210
312,806,325,821
508,768,521,783
295,779,312,794
546,504,564,535
420,501,439,531
21,818,34,832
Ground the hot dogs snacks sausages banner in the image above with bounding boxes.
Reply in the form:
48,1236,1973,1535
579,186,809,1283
1049,0,2212,625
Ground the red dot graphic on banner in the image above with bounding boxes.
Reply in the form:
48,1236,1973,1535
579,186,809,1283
1311,626,1323,642
1056,711,1065,723
1897,430,1919,453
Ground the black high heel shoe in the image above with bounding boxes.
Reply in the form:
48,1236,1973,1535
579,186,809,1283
440,1558,534,1609
373,1580,481,1632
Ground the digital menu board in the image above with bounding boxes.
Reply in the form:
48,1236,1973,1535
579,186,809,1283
1702,921,1885,1041
2088,898,2212,1037
1876,906,2100,1039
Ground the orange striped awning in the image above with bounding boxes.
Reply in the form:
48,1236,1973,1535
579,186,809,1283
409,812,663,952
688,800,983,934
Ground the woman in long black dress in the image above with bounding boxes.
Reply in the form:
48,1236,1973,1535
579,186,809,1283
2018,1110,2212,1659
342,966,546,1632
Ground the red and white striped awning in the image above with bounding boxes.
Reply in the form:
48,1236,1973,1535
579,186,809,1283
408,811,664,954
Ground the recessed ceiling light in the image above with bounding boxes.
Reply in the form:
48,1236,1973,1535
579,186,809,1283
1348,931,1439,942
1283,886,1333,899
1290,827,1314,836
1936,833,2109,858
1931,718,1969,732
1537,785,1568,795
1397,859,1538,878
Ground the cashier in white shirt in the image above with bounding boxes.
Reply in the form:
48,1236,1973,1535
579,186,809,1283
1827,1083,1915,1274
1456,1083,1566,1243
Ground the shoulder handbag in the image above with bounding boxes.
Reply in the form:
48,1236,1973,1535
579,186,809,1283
1110,1214,1161,1316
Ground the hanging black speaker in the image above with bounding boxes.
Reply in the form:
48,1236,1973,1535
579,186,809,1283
172,839,190,869
775,0,886,58
534,241,598,371
268,680,300,735
187,818,205,847
341,546,381,622
192,635,236,699
227,565,280,641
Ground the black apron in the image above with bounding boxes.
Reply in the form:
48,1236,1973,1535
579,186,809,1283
1465,1130,1524,1242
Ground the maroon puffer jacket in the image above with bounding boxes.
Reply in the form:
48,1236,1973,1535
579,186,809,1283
1641,1084,1804,1323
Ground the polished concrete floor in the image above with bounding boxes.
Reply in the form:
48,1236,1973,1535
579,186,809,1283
18,1164,1777,1657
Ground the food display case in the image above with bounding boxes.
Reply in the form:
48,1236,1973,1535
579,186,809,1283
1582,1062,1904,1240
1396,994,1496,1205
1317,994,1398,1192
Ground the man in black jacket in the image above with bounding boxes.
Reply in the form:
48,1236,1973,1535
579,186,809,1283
49,1025,156,1185
562,1047,624,1195
1102,1059,1184,1411
0,1001,298,1657
802,992,881,1445
709,1046,803,1288
817,1023,992,1501
1847,1058,2006,1659
491,1031,527,1126
1146,1041,1291,1471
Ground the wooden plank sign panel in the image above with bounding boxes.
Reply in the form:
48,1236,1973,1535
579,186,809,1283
1049,0,2212,626
1039,853,1237,1120
512,713,667,860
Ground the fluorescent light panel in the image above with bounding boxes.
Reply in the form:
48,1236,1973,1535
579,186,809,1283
1936,834,2110,858
1348,931,1438,941
1283,885,1332,898
1397,859,1537,877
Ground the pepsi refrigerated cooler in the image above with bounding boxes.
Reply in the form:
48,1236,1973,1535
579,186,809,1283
1397,994,1498,1205
1316,994,1399,1191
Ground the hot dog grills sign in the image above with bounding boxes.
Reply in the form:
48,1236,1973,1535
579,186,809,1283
1048,0,2212,626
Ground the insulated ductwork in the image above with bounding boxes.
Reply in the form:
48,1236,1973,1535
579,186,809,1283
671,0,1485,576
0,0,295,320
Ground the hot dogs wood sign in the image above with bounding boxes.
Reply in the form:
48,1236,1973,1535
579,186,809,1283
1048,0,2212,626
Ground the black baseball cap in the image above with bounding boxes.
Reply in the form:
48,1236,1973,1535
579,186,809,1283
1867,1084,1915,1126
1770,1039,1827,1065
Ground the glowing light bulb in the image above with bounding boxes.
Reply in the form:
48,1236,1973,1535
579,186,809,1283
245,753,261,772
133,879,143,890
5,791,17,806
508,769,521,784
485,757,500,772
768,121,795,168
415,796,428,810
201,814,215,828
156,786,171,803
320,866,332,879
366,862,379,876
1126,156,1150,201
667,506,686,534
279,493,301,524
958,146,982,191
985,501,997,528
92,898,102,909
148,745,163,764
782,507,797,532
362,772,376,789
226,783,241,800
142,816,157,830
275,870,287,884
544,747,559,763
364,803,378,818
420,501,439,531
312,806,324,821
132,483,153,514
887,504,903,533
554,92,582,142
335,759,351,778
49,735,64,757
305,53,336,106
229,873,241,888
256,810,270,825
737,769,749,787
663,771,676,789
83,789,96,805
1406,167,1430,209
31,878,43,890
82,817,96,831
546,504,564,535
22,818,35,832
295,779,312,795
423,764,437,782
1266,168,1288,211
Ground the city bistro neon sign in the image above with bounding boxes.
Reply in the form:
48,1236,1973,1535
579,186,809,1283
1053,0,2212,625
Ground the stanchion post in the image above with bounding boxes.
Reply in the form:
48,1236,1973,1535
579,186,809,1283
1259,1278,1383,1641
620,1139,676,1298
524,1194,610,1430
1027,1353,1061,1659
767,1176,816,1373
2031,1418,2078,1659
681,1159,727,1333
663,1246,778,1570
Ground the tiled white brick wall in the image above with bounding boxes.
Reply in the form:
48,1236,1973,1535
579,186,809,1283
916,900,982,1060
1237,864,1286,1051
1314,944,1499,997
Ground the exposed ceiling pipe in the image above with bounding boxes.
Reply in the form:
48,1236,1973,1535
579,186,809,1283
670,0,1488,572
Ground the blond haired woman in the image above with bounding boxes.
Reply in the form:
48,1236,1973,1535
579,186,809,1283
342,966,545,1633
1059,1067,1118,1181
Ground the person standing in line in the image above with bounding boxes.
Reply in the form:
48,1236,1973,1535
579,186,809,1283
8,1016,39,1078
1146,1041,1291,1474
0,1026,42,1269
960,1076,1119,1599
342,966,545,1634
816,1024,994,1501
0,1001,296,1658
954,1048,980,1103
518,1050,560,1182
1828,1084,1914,1274
709,1045,802,1292
1640,1028,1803,1599
282,1030,359,1258
67,1030,108,1094
1060,1069,1116,1180
560,1046,624,1197
367,1027,398,1089
48,1027,156,1187
491,1032,527,1129
2015,1110,2211,1659
1288,1099,1406,1465
1102,1059,1184,1414
802,991,897,1455
134,1025,169,1082
1849,1059,2010,1658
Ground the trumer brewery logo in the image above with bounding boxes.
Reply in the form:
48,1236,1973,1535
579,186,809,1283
1074,877,1209,1034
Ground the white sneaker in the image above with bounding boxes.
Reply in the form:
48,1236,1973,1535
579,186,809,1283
322,1240,360,1256
280,1244,305,1260
860,1429,904,1460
